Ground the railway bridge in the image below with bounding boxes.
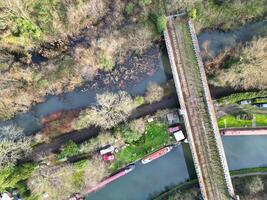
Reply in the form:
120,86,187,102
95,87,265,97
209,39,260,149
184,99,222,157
164,15,238,200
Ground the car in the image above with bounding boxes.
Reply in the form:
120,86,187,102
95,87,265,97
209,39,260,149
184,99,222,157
168,125,182,134
102,153,115,161
100,145,117,155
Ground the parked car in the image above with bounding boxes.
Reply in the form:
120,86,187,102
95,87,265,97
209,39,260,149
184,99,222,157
100,145,117,155
168,125,182,134
102,153,115,161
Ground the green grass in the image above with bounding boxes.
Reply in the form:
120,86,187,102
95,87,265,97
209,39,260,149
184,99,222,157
179,22,198,70
195,0,267,31
111,122,173,171
218,114,267,129
218,91,267,105
230,167,267,176
253,97,267,104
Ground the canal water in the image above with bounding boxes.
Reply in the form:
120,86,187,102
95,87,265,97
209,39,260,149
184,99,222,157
86,146,190,200
2,20,267,135
198,20,267,57
0,48,173,135
86,135,267,200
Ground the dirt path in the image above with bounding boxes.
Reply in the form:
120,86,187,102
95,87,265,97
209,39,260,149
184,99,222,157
30,94,179,160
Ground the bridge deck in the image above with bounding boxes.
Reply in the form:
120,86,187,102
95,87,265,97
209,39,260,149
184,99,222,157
164,17,235,200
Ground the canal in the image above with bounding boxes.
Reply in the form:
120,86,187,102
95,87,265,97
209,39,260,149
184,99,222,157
86,135,267,200
2,20,267,135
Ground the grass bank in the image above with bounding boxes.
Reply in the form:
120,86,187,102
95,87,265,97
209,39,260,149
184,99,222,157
153,167,267,200
230,167,267,176
111,122,174,171
218,114,267,129
218,91,267,105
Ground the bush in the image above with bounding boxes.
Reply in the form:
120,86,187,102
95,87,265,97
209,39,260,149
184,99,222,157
118,124,144,144
145,83,164,103
12,17,42,39
0,163,37,192
134,96,145,106
156,15,167,33
126,2,135,15
129,118,146,134
98,54,115,71
139,0,152,6
128,25,155,54
188,8,197,19
58,140,80,160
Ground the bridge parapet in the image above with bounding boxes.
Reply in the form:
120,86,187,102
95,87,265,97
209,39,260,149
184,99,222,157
164,16,236,200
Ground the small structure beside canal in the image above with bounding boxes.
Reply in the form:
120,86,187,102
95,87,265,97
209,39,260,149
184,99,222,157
221,127,267,136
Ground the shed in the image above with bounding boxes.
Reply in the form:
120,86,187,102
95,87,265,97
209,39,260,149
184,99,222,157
173,130,185,142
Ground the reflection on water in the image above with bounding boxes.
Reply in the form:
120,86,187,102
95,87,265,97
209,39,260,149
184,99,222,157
86,136,267,200
223,135,267,170
86,146,189,200
198,20,267,57
0,48,172,135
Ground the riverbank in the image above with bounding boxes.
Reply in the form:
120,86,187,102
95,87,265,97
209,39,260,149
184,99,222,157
153,167,267,200
28,94,178,160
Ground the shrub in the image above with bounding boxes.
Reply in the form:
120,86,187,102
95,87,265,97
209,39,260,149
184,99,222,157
139,0,152,6
118,125,144,144
58,140,80,160
73,160,89,171
12,17,42,40
189,8,197,19
98,54,115,71
156,15,167,33
129,118,146,134
0,163,37,192
134,96,145,106
126,2,135,15
145,83,164,103
115,118,145,144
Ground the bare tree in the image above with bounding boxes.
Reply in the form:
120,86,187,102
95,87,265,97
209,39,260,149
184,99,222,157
83,156,109,189
27,165,78,200
216,37,267,90
145,83,164,103
74,91,134,129
245,176,264,195
0,125,32,167
128,26,154,54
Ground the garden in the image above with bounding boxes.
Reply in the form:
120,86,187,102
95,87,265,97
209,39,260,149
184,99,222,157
218,114,267,129
111,121,175,171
